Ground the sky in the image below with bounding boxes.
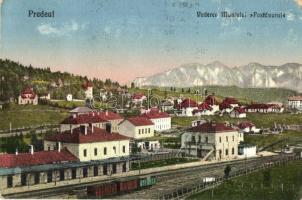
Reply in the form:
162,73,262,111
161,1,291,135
1,0,302,83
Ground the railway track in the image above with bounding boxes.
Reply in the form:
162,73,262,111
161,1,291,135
3,154,295,199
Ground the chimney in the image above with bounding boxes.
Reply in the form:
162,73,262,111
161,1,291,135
15,148,18,155
73,114,77,119
29,145,34,155
92,112,95,116
58,142,61,152
105,123,111,133
105,110,108,116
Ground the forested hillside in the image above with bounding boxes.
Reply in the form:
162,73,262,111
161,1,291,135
0,59,121,101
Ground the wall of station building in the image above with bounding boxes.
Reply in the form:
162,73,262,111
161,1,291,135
0,161,129,191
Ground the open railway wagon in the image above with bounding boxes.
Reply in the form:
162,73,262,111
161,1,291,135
87,175,157,198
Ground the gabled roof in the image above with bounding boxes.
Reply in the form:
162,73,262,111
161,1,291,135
126,117,154,126
178,98,198,108
233,107,246,114
69,107,93,114
132,93,146,100
198,102,212,111
288,96,302,101
223,97,239,105
219,102,232,110
245,104,281,110
238,121,255,129
62,111,123,124
0,149,78,168
205,95,218,106
141,110,170,119
188,122,235,133
20,87,36,99
82,81,93,89
45,127,129,144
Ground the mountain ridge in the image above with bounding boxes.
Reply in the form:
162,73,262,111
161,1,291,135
133,62,302,92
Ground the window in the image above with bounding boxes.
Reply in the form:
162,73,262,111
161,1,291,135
94,148,98,156
139,129,141,134
47,171,53,183
103,164,108,175
83,167,88,178
59,170,65,181
34,173,40,184
148,128,150,133
71,169,77,179
145,128,147,133
112,163,117,174
93,166,98,176
219,137,222,143
192,136,196,143
232,136,234,141
226,136,228,142
142,129,144,134
205,136,208,143
225,149,229,156
104,147,107,155
123,145,126,153
113,146,116,154
122,162,127,172
21,174,27,186
83,149,87,157
7,175,13,188
232,148,235,155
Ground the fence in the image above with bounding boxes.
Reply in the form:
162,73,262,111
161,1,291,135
157,155,301,200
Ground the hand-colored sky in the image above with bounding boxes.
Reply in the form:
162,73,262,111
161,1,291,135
1,0,302,83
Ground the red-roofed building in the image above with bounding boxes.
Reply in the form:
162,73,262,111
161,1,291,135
245,103,284,113
0,149,78,168
44,126,130,162
192,102,214,116
222,97,239,107
60,111,123,133
118,116,155,139
230,107,246,118
238,121,260,134
178,98,198,116
141,109,171,131
131,93,146,105
181,122,243,160
18,87,38,105
205,95,218,106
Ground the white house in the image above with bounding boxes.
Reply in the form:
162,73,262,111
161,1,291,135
245,103,284,113
193,102,214,116
131,93,147,104
118,116,155,139
181,122,242,160
82,81,93,100
66,94,73,101
238,121,261,134
18,88,38,105
238,144,257,158
178,98,198,117
288,96,302,111
230,107,246,118
141,109,171,131
44,125,130,162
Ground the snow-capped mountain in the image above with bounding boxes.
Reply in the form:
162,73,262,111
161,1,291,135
133,61,302,92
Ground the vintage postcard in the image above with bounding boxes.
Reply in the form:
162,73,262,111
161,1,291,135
0,0,302,199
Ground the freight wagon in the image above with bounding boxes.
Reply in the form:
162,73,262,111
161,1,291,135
87,175,157,198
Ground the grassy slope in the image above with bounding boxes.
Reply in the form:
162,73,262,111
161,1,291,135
0,104,69,130
188,160,302,200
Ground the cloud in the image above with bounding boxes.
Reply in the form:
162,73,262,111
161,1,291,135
296,0,302,8
37,21,84,36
